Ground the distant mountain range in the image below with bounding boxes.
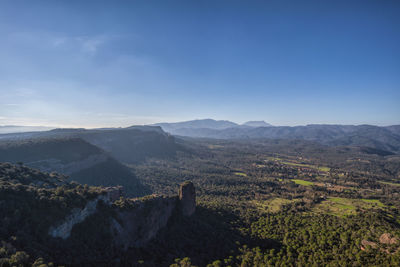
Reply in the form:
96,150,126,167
2,120,400,156
0,125,54,134
151,119,400,154
152,119,272,131
242,121,272,127
153,119,239,131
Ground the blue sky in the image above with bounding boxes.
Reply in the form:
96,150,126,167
0,0,399,127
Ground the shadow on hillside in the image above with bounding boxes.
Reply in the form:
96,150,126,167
71,158,152,197
123,205,282,266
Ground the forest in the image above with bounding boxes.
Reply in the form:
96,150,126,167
1,137,400,266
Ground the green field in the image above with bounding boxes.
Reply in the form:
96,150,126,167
379,181,400,187
317,166,331,172
282,161,330,172
254,198,300,213
207,144,224,149
266,157,330,172
292,179,314,186
312,197,386,217
255,164,266,168
266,156,282,161
361,198,386,207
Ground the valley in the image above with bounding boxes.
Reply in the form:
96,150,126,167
127,138,400,266
0,126,399,266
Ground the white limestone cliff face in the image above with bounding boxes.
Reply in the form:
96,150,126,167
47,182,196,249
48,187,122,239
48,194,109,239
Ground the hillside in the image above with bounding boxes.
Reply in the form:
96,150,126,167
78,127,181,163
0,137,104,165
0,138,150,197
0,126,183,163
0,162,196,266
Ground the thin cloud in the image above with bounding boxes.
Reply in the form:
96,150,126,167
15,88,36,97
9,31,108,56
3,104,20,106
79,37,104,54
52,37,67,47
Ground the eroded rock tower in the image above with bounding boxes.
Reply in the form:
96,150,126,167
179,181,196,216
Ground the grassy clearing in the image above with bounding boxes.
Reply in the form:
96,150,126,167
281,161,309,168
255,164,266,168
379,181,400,187
318,166,331,172
314,182,356,192
234,172,247,177
361,199,386,207
266,156,282,161
266,157,330,172
207,145,224,149
254,198,299,213
282,161,330,172
312,197,386,217
292,179,314,186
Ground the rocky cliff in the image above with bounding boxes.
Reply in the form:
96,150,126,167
47,182,196,249
48,186,123,239
48,194,110,239
179,181,196,216
111,195,179,249
0,138,151,197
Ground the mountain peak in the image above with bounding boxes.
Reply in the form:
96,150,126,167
242,121,272,127
152,119,238,131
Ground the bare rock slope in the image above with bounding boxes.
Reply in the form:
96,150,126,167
48,181,196,250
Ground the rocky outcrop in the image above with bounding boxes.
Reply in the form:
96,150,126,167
111,182,197,249
361,239,377,250
104,186,124,202
48,194,109,239
48,186,123,239
179,181,196,216
48,182,196,248
111,195,178,249
379,233,399,245
361,233,400,254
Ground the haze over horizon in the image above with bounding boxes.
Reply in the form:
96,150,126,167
1,0,399,128
1,118,399,131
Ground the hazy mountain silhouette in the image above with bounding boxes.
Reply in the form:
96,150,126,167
0,126,182,163
151,120,400,154
0,137,150,197
0,125,54,134
242,121,272,127
153,119,239,131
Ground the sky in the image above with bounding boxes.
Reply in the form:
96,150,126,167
0,0,399,127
